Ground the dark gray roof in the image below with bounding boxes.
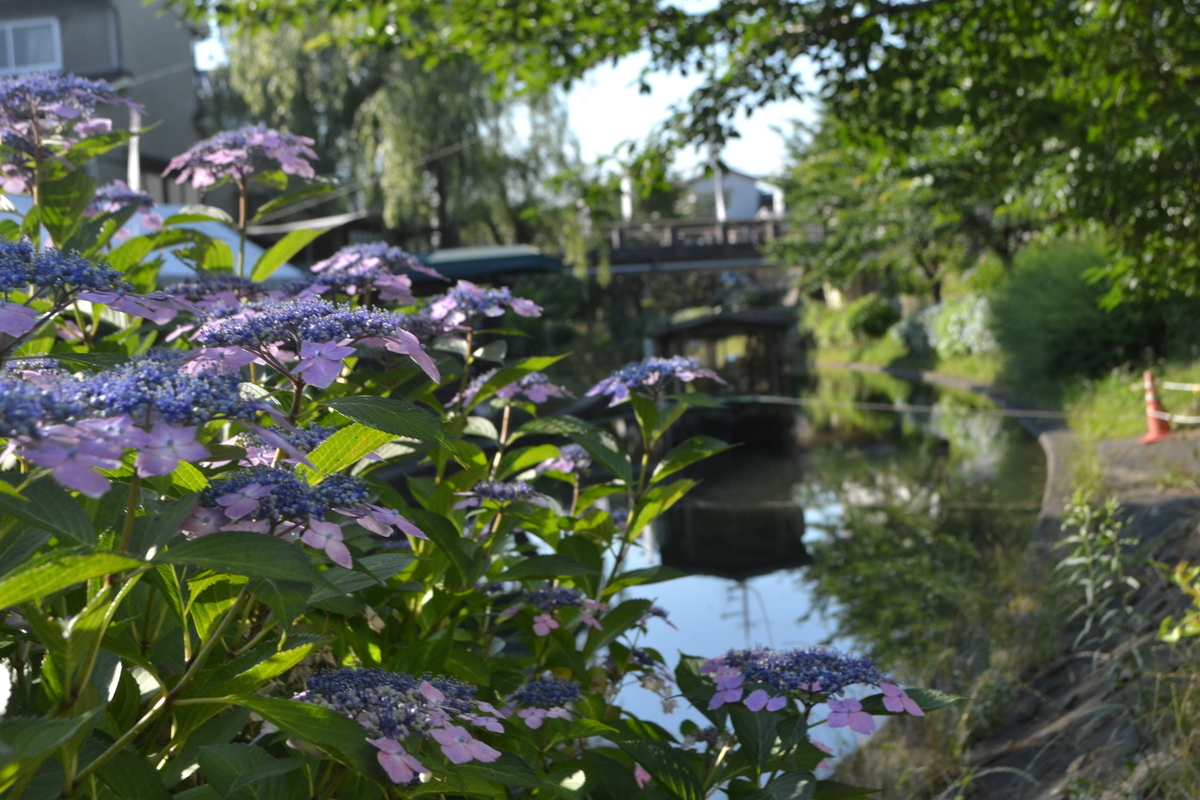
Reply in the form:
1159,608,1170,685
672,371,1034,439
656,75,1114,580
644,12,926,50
414,245,562,282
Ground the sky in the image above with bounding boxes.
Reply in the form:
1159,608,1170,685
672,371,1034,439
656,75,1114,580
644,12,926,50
192,18,819,181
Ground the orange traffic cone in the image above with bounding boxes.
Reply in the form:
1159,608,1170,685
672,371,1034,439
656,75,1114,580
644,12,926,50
1141,369,1171,443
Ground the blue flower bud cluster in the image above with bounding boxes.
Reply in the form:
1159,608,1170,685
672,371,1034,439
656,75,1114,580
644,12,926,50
394,311,447,341
508,678,582,709
91,181,154,212
297,668,477,741
242,424,337,454
0,73,125,125
80,352,254,426
526,587,583,611
0,377,84,437
201,466,369,524
196,298,404,348
470,480,538,503
162,274,264,302
723,647,883,697
6,358,61,373
0,241,127,295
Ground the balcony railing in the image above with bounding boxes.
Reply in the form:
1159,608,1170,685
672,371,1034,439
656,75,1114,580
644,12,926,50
605,217,786,265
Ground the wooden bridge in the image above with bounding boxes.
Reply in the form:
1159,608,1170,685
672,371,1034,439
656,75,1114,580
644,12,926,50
600,217,787,275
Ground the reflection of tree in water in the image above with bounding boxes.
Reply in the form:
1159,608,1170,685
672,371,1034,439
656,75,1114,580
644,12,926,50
800,460,1035,677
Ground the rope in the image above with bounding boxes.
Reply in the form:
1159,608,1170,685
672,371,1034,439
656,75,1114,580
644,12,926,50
1149,408,1200,425
1161,380,1200,392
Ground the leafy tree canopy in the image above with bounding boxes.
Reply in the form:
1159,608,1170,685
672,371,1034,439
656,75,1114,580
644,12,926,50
182,0,1200,301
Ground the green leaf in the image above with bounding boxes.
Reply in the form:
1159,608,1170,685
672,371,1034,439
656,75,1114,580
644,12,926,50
249,578,311,628
97,747,170,800
728,705,778,772
416,510,476,588
571,430,632,483
171,462,208,493
0,526,49,576
62,130,135,167
496,553,599,582
325,396,450,445
858,687,961,715
250,228,330,282
297,423,395,483
251,184,336,222
616,741,702,800
813,781,880,800
164,205,234,225
156,531,321,582
627,480,696,537
127,494,200,557
0,551,143,606
0,474,94,543
0,711,97,761
204,639,317,697
49,352,131,370
516,415,598,437
230,696,386,781
196,744,288,800
651,436,733,483
585,598,653,656
744,770,817,800
39,171,97,245
160,709,252,788
106,235,158,272
603,566,685,595
307,554,416,602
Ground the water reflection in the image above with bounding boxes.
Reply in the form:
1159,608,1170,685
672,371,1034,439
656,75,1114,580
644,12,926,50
615,369,1045,740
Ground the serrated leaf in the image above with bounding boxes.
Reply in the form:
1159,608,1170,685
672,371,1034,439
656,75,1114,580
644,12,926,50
617,740,702,800
297,423,394,483
571,430,632,483
745,769,817,800
0,551,143,606
517,415,598,437
251,184,335,222
495,554,599,582
651,436,733,483
230,696,386,781
155,531,321,582
0,474,94,543
326,396,450,446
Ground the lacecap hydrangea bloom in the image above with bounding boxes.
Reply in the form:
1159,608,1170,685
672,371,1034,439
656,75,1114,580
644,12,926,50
586,356,722,406
191,297,438,388
164,123,317,189
455,480,548,509
295,668,503,783
0,73,139,193
183,465,424,566
505,678,582,729
0,241,183,343
427,281,541,328
498,586,605,635
303,242,445,302
452,368,572,407
537,443,592,475
87,180,162,233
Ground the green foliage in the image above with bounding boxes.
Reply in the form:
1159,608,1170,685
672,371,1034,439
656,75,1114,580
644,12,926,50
990,239,1200,400
809,294,899,349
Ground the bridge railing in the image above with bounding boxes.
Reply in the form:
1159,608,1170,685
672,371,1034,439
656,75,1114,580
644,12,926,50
606,217,787,263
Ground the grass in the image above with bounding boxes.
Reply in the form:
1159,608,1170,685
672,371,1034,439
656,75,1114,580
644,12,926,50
1065,359,1200,445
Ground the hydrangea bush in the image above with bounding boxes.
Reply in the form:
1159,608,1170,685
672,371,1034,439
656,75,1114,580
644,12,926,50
0,73,956,800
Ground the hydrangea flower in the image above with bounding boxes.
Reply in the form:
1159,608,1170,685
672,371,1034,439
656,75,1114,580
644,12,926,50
427,281,541,328
237,424,337,466
506,678,581,728
164,123,317,189
192,297,438,386
87,181,162,234
295,668,502,780
827,698,876,734
304,242,446,301
0,73,139,193
184,466,424,559
498,586,605,633
451,367,572,407
162,274,268,309
454,480,547,509
0,242,182,343
0,377,83,438
537,443,592,475
586,356,722,406
880,680,924,716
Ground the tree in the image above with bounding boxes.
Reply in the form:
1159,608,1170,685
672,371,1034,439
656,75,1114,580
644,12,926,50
175,0,1200,301
208,20,584,252
772,117,1034,302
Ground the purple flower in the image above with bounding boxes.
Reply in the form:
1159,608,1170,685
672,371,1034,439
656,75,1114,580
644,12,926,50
22,427,123,498
430,725,501,764
586,356,723,406
635,764,652,788
454,480,546,509
345,504,427,539
294,340,355,388
744,689,787,712
537,443,592,475
532,613,559,636
369,739,429,785
164,124,317,189
301,518,353,568
0,302,39,335
135,422,210,477
827,698,876,735
428,280,542,328
214,482,272,520
87,181,161,233
494,372,573,404
308,242,446,299
880,681,924,716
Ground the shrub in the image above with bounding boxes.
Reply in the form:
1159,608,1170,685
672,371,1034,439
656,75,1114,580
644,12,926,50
814,292,900,347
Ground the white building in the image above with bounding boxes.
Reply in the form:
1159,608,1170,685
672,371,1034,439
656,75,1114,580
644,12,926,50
681,168,785,221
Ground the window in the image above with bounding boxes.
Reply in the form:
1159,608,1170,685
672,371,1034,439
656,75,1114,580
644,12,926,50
0,17,62,75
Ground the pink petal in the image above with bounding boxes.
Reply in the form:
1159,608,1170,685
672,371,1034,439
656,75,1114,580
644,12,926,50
848,712,876,735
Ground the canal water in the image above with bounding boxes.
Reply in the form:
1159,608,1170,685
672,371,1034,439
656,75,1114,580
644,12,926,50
612,367,1047,755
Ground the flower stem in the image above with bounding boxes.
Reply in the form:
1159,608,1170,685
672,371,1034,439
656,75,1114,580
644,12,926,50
120,474,142,553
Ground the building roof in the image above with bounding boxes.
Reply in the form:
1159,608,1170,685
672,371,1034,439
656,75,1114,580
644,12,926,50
651,309,797,341
413,244,563,282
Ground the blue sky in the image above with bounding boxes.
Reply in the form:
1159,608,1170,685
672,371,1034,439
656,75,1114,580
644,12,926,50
193,14,818,180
